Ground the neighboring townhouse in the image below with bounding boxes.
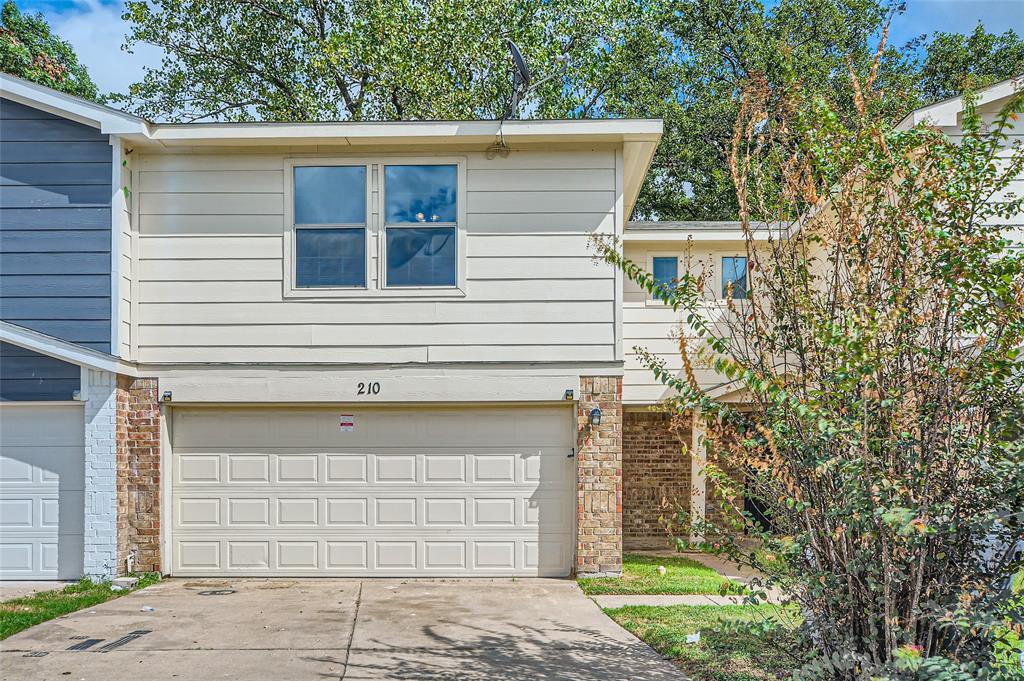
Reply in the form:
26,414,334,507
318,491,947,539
0,73,662,581
619,76,1024,552
619,220,768,549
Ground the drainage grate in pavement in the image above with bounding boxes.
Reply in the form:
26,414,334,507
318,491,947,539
197,589,235,596
97,630,152,653
67,639,104,651
68,636,89,640
22,651,48,657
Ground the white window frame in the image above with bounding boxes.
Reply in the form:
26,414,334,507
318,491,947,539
282,155,467,299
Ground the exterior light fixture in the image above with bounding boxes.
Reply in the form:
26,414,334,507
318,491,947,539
589,407,602,426
563,389,574,401
162,390,173,402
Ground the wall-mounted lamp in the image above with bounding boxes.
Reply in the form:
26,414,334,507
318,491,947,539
589,407,602,426
162,390,173,402
563,389,574,401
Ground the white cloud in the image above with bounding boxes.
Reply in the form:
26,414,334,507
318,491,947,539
27,0,163,97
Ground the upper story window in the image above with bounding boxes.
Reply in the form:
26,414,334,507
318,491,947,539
722,255,748,299
652,256,678,288
384,165,458,288
293,166,367,288
286,159,464,297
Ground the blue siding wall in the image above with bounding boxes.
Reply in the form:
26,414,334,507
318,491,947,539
0,97,109,400
0,342,80,401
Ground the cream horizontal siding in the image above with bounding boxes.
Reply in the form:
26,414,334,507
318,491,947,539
133,147,619,364
140,192,284,215
140,215,284,236
139,322,611,347
137,301,612,325
139,277,614,303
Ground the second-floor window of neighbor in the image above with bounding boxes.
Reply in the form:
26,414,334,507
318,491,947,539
294,166,367,287
653,256,678,289
722,255,748,299
385,164,458,287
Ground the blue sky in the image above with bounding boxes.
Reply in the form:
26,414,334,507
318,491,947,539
16,0,1024,97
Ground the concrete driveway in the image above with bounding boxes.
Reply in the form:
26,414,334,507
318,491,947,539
1,578,682,680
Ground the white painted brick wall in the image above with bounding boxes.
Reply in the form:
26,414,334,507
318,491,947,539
83,369,118,581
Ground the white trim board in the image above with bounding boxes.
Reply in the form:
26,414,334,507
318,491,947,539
0,321,138,376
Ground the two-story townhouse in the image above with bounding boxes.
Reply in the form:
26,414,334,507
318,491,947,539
4,73,1017,585
0,73,662,581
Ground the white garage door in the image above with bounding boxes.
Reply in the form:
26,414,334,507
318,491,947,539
171,406,575,577
0,405,85,580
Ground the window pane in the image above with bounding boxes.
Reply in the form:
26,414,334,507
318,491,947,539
296,228,365,287
722,256,748,299
294,166,366,224
386,226,457,287
652,257,678,288
385,165,457,223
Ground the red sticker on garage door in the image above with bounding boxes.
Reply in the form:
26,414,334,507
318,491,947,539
339,414,354,432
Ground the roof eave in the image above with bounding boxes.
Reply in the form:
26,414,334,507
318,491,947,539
0,321,138,377
0,72,150,135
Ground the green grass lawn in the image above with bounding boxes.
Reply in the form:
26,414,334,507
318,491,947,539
606,604,802,681
0,574,161,640
578,553,746,596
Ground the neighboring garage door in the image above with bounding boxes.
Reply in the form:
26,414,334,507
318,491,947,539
0,405,85,580
171,406,575,577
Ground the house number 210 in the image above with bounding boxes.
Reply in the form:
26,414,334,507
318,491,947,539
357,382,381,395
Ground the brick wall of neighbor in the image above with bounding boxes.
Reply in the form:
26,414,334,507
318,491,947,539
622,410,692,550
116,376,161,574
576,376,623,576
83,369,118,580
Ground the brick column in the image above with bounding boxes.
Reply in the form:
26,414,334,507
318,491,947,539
576,376,623,576
116,377,161,574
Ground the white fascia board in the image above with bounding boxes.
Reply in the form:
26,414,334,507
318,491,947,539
0,322,138,377
623,229,773,242
1,73,149,135
896,77,1024,131
146,118,663,145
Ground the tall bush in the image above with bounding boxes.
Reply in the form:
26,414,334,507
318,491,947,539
598,60,1024,678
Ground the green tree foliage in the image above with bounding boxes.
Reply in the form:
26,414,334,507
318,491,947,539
0,0,98,99
115,0,654,122
596,59,1024,677
918,24,1024,102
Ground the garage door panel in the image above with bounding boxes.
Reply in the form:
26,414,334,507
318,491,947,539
172,535,574,576
278,541,318,570
171,407,574,577
326,541,367,569
278,497,318,525
325,497,367,525
326,455,368,483
178,497,221,526
0,405,85,580
277,455,317,483
173,493,573,533
1,447,85,487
